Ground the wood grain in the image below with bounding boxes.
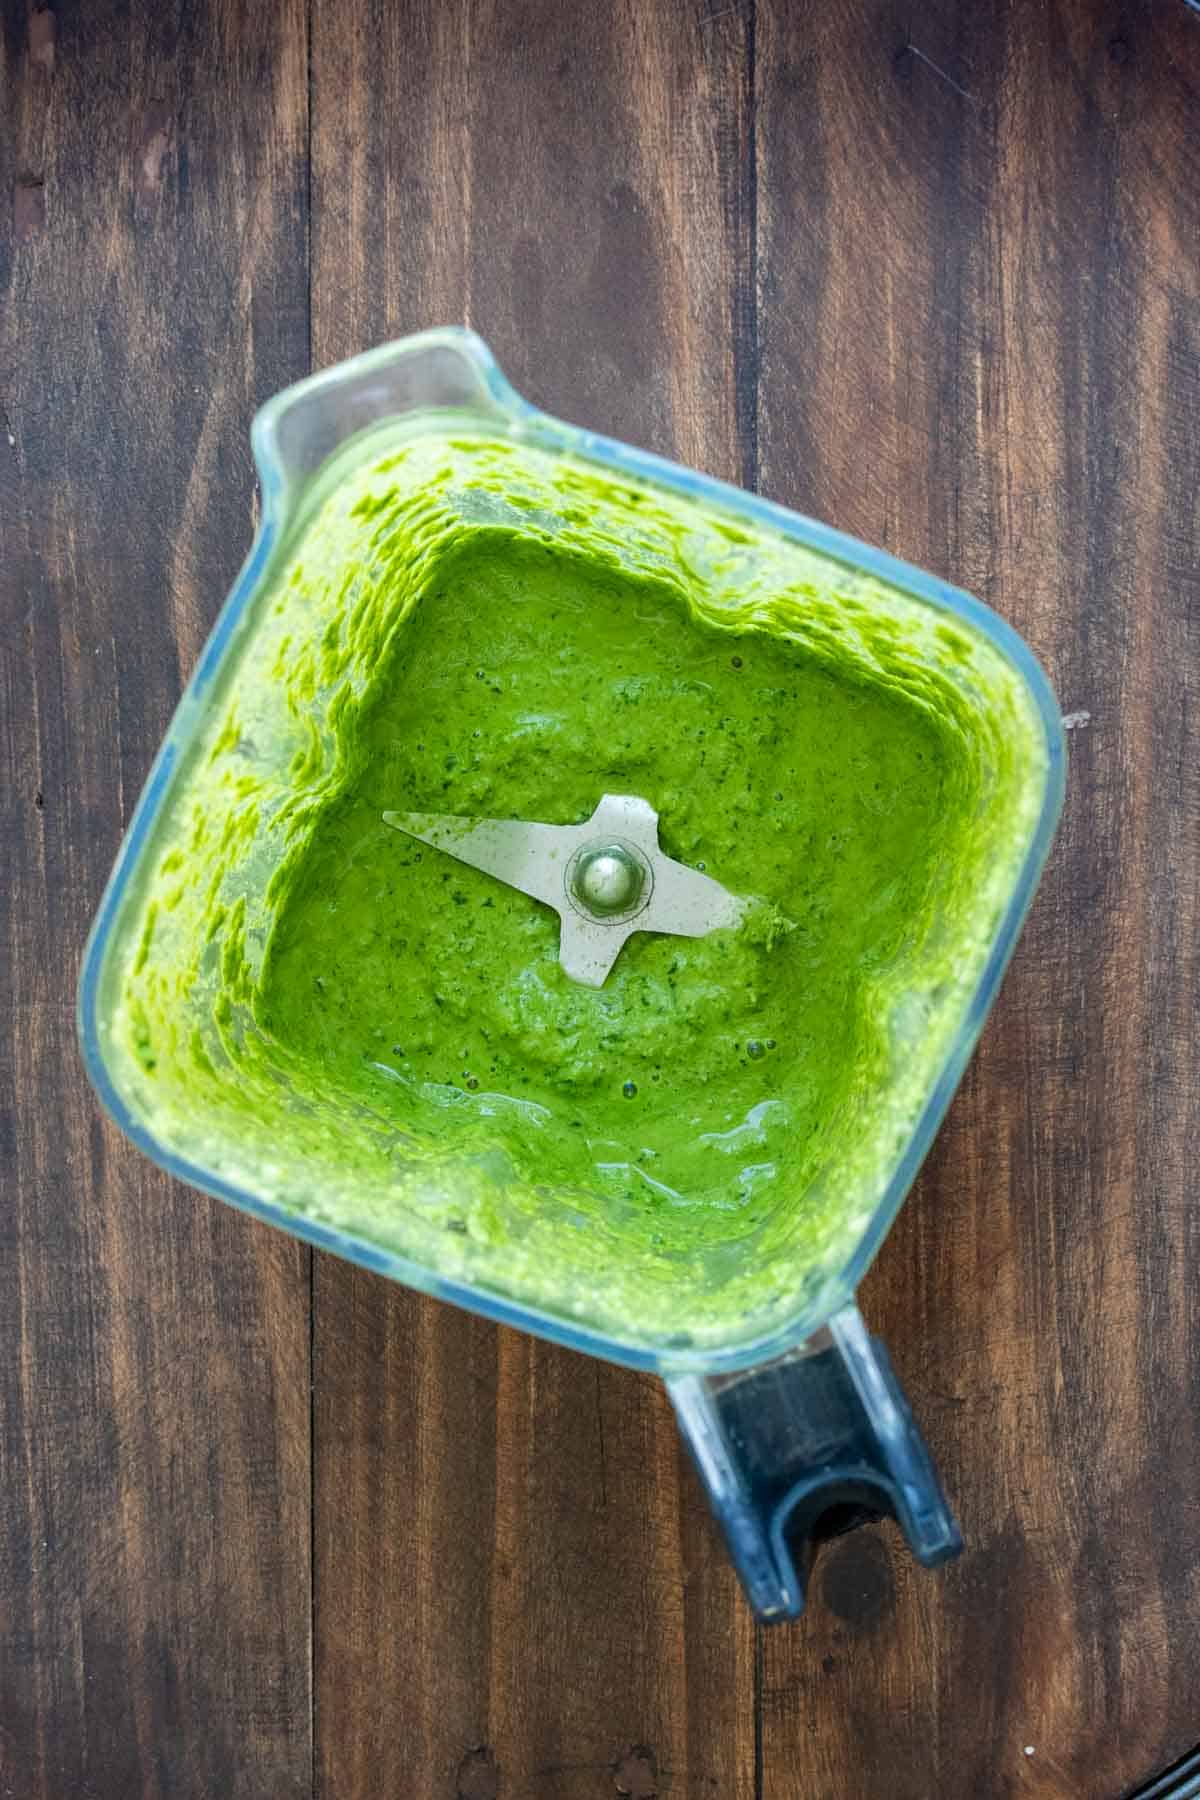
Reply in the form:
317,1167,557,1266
308,3,758,1794
0,4,312,1795
755,1,1200,1795
2,0,1198,1795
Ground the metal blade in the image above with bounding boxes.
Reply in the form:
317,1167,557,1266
383,794,745,987
381,810,569,910
638,857,745,939
556,913,629,988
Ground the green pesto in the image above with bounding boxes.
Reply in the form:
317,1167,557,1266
259,532,948,1232
103,426,1048,1352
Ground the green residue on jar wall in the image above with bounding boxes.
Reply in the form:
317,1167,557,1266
101,428,1049,1353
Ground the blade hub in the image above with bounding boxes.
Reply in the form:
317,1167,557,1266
566,840,652,923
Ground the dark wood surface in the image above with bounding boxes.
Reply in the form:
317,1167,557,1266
1,2,1196,1796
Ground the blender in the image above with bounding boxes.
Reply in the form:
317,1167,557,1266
79,329,1064,1619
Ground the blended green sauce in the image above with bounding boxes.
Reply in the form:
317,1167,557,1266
262,535,945,1227
102,424,1049,1353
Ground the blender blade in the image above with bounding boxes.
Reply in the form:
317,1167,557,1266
382,793,744,986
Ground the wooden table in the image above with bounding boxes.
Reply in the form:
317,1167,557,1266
3,3,1197,1795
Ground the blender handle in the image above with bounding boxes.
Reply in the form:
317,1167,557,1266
666,1303,961,1621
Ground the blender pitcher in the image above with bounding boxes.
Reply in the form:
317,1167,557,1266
79,329,1065,1620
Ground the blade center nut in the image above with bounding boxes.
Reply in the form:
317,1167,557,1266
567,840,650,922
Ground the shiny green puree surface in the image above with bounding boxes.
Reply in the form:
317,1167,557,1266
262,536,942,1223
109,429,1046,1350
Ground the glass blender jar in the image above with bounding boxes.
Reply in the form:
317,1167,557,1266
79,329,1064,1619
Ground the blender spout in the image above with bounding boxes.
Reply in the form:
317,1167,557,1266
666,1304,961,1622
249,327,527,518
